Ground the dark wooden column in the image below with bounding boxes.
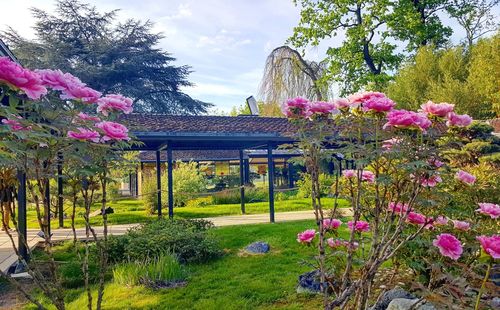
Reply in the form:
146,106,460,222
44,179,50,236
167,148,174,219
244,159,250,184
134,168,139,197
57,153,64,228
239,150,245,214
288,162,295,188
17,170,28,261
155,150,162,217
267,144,275,223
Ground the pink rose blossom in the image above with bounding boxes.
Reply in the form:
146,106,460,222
348,91,386,106
2,117,31,131
363,96,396,113
446,112,472,127
0,57,47,99
433,233,463,260
281,97,311,118
434,216,449,226
452,220,470,231
61,84,101,104
297,229,316,244
95,121,130,141
476,203,500,219
347,220,370,233
421,174,442,187
382,138,402,151
323,218,342,230
36,69,84,91
334,98,350,109
428,158,444,168
455,170,476,185
383,109,432,132
97,94,134,116
342,170,375,183
342,170,356,178
308,101,337,116
420,101,454,117
326,238,359,250
388,202,410,215
67,127,100,143
406,212,427,225
76,112,101,122
476,235,500,259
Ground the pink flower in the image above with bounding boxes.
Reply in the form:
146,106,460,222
420,101,454,117
476,235,500,259
452,220,470,231
76,112,101,122
476,203,500,219
61,85,101,103
333,98,350,109
434,216,448,226
382,138,402,151
455,170,476,185
446,112,472,127
297,229,316,244
36,69,84,91
363,96,396,113
95,121,130,141
2,117,31,131
388,202,410,215
383,109,432,132
308,101,337,116
348,91,386,106
0,57,47,99
347,220,370,233
281,97,311,118
421,174,442,187
406,212,427,225
97,94,134,116
433,233,463,260
67,127,100,143
323,218,342,230
428,158,444,168
342,170,375,183
326,238,359,250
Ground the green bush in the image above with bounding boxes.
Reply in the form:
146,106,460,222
296,173,335,198
107,218,222,264
113,253,185,287
211,187,267,204
185,196,213,208
141,170,167,215
275,189,298,201
479,152,500,167
463,141,500,156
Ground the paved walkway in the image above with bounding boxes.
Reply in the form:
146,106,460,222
0,209,352,274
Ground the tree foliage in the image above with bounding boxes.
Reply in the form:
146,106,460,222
386,33,500,118
2,0,211,115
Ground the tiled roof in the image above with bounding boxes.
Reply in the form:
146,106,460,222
120,114,297,137
139,150,245,161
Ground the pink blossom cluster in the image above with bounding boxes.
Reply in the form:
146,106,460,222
446,112,472,127
420,174,442,187
323,218,342,230
476,235,500,259
383,109,432,132
1,117,32,131
476,203,500,219
382,138,402,151
347,220,370,233
420,101,455,117
308,101,337,116
434,234,500,260
97,94,134,116
455,170,476,185
387,202,410,215
297,229,316,244
281,97,311,118
36,69,101,103
0,57,47,99
342,169,375,183
327,238,359,250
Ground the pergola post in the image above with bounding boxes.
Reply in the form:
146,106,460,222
155,150,162,217
244,158,250,184
167,148,174,219
288,162,294,188
44,178,51,236
57,153,64,228
267,144,275,223
16,170,28,262
134,168,139,197
239,150,245,214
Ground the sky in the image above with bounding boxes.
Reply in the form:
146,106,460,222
1,0,498,113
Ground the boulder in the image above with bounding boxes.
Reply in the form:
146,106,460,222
387,298,436,310
296,270,321,294
89,207,114,217
370,287,415,310
245,241,270,254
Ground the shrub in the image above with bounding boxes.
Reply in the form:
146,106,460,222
107,218,222,264
141,170,167,215
211,187,267,204
296,173,335,198
113,253,185,287
185,196,213,208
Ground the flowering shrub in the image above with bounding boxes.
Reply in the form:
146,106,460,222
0,56,136,310
282,93,498,309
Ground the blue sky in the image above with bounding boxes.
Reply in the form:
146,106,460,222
2,1,499,113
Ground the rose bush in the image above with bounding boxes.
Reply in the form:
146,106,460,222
283,92,498,309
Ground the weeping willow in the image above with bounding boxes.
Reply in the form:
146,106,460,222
258,45,330,106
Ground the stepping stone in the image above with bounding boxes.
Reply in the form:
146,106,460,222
244,241,270,254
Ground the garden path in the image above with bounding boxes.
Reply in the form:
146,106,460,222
0,209,353,274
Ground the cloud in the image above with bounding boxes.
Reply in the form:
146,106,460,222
196,29,252,53
165,3,192,20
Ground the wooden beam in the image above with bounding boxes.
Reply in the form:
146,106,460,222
57,153,64,228
239,150,245,214
155,150,162,217
267,144,275,223
167,148,174,219
16,170,28,262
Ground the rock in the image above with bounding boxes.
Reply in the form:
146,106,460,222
490,297,500,310
387,298,435,310
296,270,321,294
245,241,270,254
89,207,114,217
370,287,415,310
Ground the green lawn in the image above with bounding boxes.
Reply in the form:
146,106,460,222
29,219,352,310
26,197,348,229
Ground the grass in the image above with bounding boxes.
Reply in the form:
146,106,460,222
26,197,349,229
28,219,351,310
